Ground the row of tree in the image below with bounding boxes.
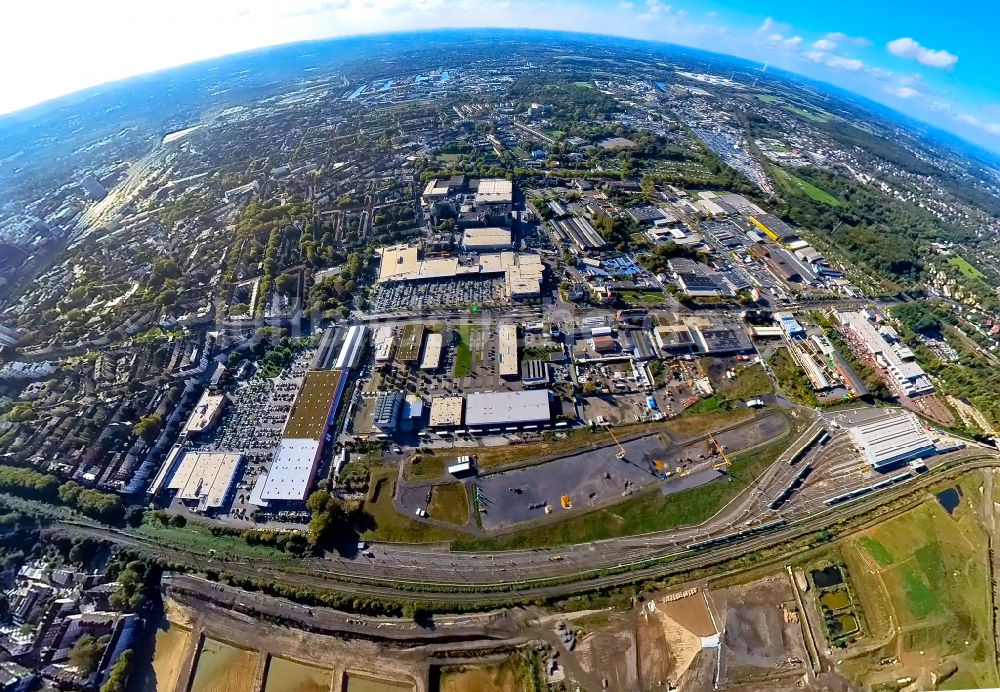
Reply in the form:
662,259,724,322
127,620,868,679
0,464,122,522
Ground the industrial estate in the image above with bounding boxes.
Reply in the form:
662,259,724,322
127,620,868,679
0,27,1000,692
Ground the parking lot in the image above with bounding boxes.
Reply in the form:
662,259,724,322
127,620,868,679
425,324,521,393
470,433,680,530
371,276,508,312
183,351,314,519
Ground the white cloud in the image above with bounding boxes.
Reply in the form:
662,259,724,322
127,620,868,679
634,0,671,22
618,1,634,8
766,33,784,42
812,38,837,51
887,37,958,69
757,16,789,35
825,31,870,47
805,50,864,72
885,85,919,99
784,36,802,48
867,67,893,80
825,55,864,71
956,113,1000,136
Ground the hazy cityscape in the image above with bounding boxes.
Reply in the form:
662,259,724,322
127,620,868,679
0,21,999,692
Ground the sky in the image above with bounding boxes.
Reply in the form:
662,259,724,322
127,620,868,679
2,0,999,152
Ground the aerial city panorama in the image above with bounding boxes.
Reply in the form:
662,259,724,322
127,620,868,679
0,1,999,690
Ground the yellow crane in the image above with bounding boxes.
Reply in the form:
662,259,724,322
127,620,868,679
709,432,732,471
602,422,628,460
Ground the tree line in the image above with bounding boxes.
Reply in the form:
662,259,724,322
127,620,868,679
0,465,123,523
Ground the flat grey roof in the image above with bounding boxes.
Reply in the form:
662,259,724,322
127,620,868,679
465,390,551,426
260,438,321,502
850,412,934,468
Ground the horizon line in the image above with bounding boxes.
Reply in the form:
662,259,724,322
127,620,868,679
0,25,996,162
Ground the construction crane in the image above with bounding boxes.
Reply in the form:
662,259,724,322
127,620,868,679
602,422,627,460
709,432,732,471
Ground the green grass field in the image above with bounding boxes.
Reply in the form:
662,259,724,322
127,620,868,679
788,174,840,206
840,476,997,689
682,396,723,416
362,470,465,543
619,290,665,305
711,363,774,400
454,325,474,377
428,482,470,526
755,94,782,103
773,167,841,206
784,105,832,123
948,255,986,280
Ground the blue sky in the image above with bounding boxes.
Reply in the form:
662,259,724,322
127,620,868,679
2,0,998,152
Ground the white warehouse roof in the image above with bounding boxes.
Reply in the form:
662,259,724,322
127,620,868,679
259,438,321,502
498,323,519,378
166,451,242,511
335,325,367,370
464,390,551,427
850,412,935,470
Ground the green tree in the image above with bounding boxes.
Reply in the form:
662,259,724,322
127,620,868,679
100,649,133,692
274,273,296,296
69,633,107,672
306,490,350,547
133,413,163,441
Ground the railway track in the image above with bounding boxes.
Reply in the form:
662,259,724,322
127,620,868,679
51,451,1000,603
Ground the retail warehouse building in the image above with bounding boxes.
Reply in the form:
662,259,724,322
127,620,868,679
259,369,348,504
377,244,544,300
428,390,553,431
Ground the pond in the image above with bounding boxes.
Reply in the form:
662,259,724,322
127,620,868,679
129,613,191,692
819,589,852,611
811,565,844,589
343,672,415,692
937,487,960,515
190,638,259,692
828,613,860,637
265,657,332,692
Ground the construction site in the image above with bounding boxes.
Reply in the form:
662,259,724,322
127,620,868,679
397,410,790,532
